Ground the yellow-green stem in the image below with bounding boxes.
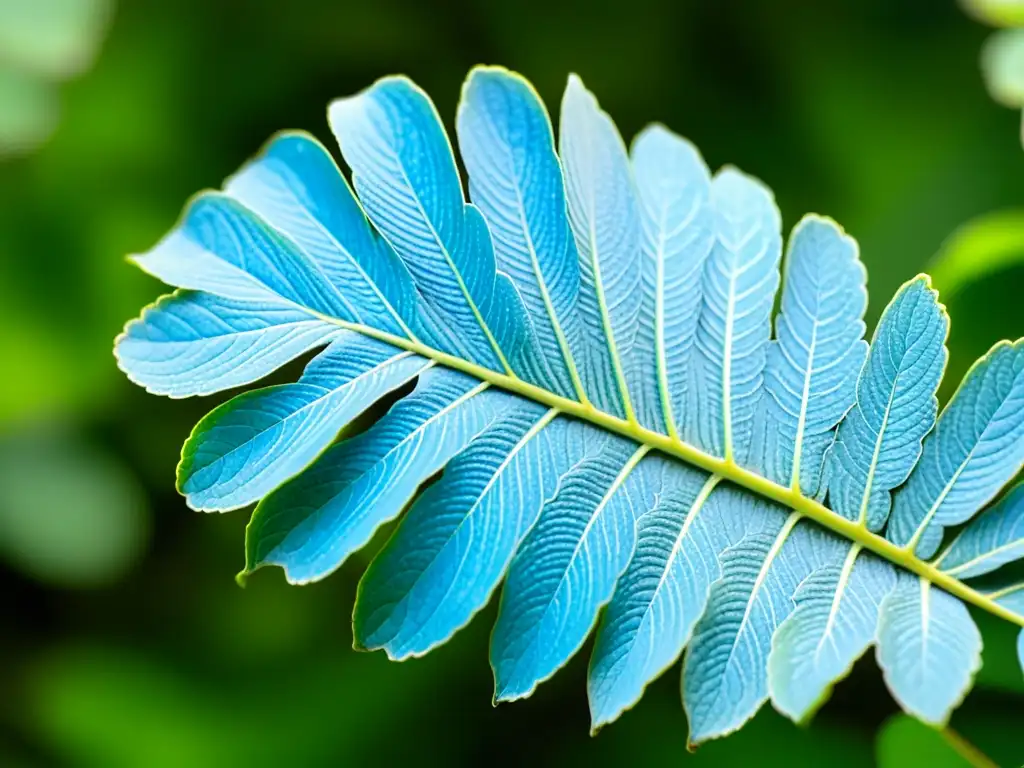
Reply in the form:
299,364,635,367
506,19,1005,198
310,310,1024,630
940,727,998,768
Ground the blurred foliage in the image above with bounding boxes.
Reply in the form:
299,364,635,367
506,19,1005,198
876,717,979,768
929,209,1024,298
0,0,113,155
25,643,462,767
973,608,1024,694
0,67,60,158
962,0,1024,27
982,28,1024,107
0,0,1022,766
967,0,1024,145
0,428,148,586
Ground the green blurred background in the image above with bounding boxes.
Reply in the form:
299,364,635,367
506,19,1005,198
1,0,1023,765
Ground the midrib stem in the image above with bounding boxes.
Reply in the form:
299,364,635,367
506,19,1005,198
308,309,1024,630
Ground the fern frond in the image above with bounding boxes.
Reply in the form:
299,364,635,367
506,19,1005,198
114,65,1024,745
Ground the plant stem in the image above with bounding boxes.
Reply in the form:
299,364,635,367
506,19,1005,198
311,311,1024,630
940,727,998,768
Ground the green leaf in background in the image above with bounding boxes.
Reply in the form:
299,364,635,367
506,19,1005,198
0,0,112,78
975,16,1024,146
929,209,1024,298
982,29,1024,109
0,429,149,587
962,0,1024,27
876,716,991,768
0,65,60,156
0,0,112,156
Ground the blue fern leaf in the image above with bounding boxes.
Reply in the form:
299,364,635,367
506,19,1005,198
887,340,1024,557
328,76,529,374
243,368,512,583
223,132,427,342
631,124,714,440
586,473,717,732
937,484,1024,578
876,574,982,725
559,75,645,423
826,277,948,530
353,409,593,660
691,168,782,466
587,479,766,732
133,193,357,315
115,291,338,397
115,68,1024,744
177,332,429,511
490,444,674,702
768,548,896,722
456,66,586,400
759,216,867,493
683,512,844,744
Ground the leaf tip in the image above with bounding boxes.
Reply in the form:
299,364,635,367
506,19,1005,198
464,63,514,85
904,273,943,307
587,705,615,737
492,678,535,706
710,166,779,230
